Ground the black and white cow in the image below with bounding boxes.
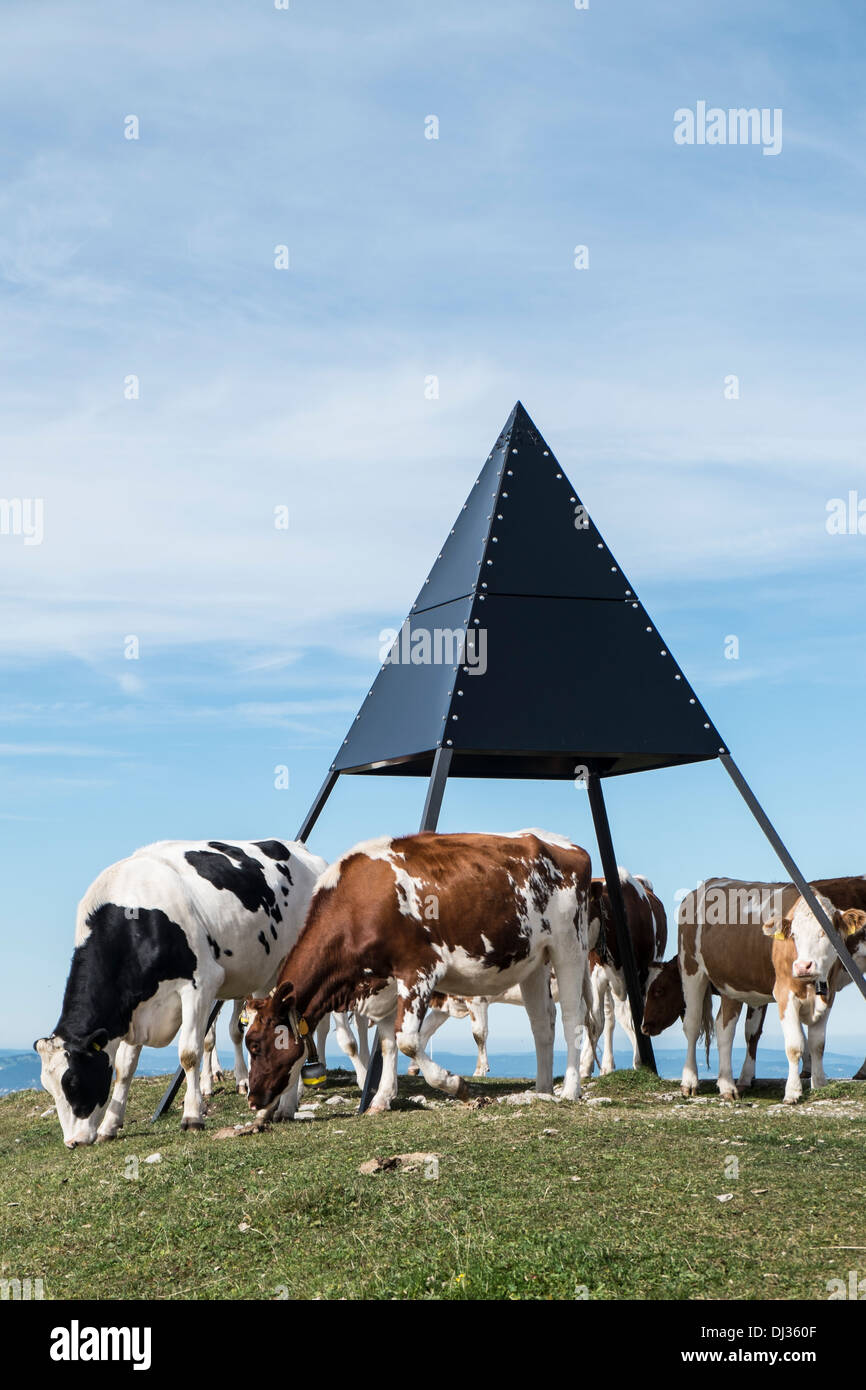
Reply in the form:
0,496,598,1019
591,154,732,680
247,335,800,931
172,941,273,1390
36,838,327,1147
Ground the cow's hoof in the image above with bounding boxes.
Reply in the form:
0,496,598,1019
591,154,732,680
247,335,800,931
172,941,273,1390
719,1088,739,1102
783,1093,801,1106
681,1085,697,1098
406,1065,420,1077
96,1131,118,1144
366,1103,388,1114
180,1117,206,1131
236,1080,249,1096
452,1077,471,1102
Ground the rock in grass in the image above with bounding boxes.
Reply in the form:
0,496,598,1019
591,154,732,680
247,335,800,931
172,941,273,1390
359,1152,441,1176
212,1122,263,1139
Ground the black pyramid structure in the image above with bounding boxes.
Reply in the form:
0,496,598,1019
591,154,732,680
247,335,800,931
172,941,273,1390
333,401,727,780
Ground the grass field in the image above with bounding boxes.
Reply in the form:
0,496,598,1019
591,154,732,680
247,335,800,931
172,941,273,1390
3,1067,866,1301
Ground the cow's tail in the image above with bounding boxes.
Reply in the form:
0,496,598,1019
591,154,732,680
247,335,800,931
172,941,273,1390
697,987,714,1070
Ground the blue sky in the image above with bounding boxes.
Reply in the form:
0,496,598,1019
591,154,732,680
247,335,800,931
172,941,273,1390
1,1,865,1065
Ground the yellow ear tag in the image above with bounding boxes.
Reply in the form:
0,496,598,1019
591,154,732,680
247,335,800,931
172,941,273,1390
298,1018,309,1036
92,1042,102,1051
773,930,786,940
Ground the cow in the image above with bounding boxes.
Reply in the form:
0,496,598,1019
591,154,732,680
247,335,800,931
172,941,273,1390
579,871,667,1078
244,829,592,1115
35,838,328,1147
641,876,866,1103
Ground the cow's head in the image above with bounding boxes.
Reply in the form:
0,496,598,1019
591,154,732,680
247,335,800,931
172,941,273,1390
33,1030,113,1148
641,957,684,1035
244,982,306,1114
763,895,866,990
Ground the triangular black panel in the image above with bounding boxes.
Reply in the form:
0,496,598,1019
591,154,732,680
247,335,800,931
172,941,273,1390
332,403,727,779
412,406,516,613
484,404,629,601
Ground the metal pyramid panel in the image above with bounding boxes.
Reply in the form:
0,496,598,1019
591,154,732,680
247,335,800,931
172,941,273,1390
332,596,473,773
482,404,630,601
444,593,726,769
412,405,516,614
331,403,727,779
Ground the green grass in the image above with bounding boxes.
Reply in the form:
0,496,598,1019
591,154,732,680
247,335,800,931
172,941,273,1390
3,1068,866,1301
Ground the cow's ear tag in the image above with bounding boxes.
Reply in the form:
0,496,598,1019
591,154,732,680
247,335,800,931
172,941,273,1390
92,1042,102,1052
773,931,786,940
298,1017,309,1036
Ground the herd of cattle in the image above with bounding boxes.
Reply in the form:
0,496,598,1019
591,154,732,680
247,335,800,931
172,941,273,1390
34,829,866,1148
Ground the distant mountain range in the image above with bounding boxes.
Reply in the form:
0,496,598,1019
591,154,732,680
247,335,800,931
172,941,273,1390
4,1045,865,1097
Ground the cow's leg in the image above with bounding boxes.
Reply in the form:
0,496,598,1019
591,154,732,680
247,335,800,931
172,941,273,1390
468,999,490,1077
367,1011,400,1113
408,1007,448,1077
778,990,805,1104
96,1042,142,1141
520,967,556,1094
806,1011,829,1091
715,996,742,1100
549,925,588,1102
395,971,469,1099
607,965,643,1071
201,1022,222,1098
736,1005,766,1091
854,1055,866,1081
271,1057,305,1122
229,999,249,1095
333,1011,367,1088
600,976,618,1075
801,1036,812,1083
681,967,710,1098
177,986,214,1131
608,971,641,1070
579,967,602,1080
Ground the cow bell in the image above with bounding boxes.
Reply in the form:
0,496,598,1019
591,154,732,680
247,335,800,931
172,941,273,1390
301,1061,327,1087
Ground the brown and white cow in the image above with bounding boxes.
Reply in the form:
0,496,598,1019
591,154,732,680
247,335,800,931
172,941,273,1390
579,870,667,1078
244,829,592,1113
642,877,866,1104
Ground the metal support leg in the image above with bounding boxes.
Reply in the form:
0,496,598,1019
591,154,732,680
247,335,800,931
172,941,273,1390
358,747,453,1113
151,999,223,1123
586,773,657,1071
721,754,866,1001
296,768,339,843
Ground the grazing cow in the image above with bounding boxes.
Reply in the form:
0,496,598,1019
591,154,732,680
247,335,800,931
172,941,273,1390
579,871,667,1078
35,838,327,1147
641,877,866,1103
244,829,592,1114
